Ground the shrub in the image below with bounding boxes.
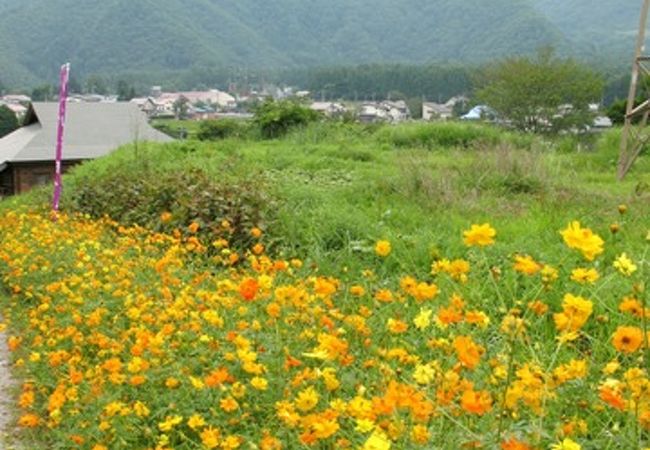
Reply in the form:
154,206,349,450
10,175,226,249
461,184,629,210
253,99,320,138
196,119,248,141
67,167,272,251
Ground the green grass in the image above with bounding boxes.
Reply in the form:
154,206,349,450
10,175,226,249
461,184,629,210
12,122,650,276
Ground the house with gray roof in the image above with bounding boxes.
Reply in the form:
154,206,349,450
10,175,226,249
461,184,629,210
0,102,172,196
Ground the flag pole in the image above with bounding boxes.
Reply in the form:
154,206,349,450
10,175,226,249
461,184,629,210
52,63,70,217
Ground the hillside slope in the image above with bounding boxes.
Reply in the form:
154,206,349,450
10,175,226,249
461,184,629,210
0,0,562,87
533,0,643,62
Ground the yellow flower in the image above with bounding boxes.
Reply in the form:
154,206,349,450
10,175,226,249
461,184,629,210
613,253,637,276
513,254,542,275
550,437,581,450
200,427,221,449
363,430,391,450
413,308,433,330
187,414,206,430
355,418,376,433
251,377,268,391
413,364,436,385
158,415,183,432
463,223,496,247
560,221,604,261
375,240,392,257
570,268,600,284
553,294,593,333
295,386,319,412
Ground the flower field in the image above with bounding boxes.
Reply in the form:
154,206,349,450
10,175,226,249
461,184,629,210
0,205,648,450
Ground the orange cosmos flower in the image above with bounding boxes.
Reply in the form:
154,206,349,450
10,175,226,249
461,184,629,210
612,326,644,353
239,278,259,301
453,335,483,370
160,211,172,223
18,413,39,428
188,221,200,233
460,389,492,415
501,437,533,450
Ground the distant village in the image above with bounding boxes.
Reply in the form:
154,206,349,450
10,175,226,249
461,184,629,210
1,84,614,129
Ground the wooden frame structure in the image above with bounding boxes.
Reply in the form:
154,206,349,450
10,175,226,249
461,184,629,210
619,0,650,179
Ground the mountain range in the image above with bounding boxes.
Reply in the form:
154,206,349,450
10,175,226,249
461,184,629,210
0,0,643,89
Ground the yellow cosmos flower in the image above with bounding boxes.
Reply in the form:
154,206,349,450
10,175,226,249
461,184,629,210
570,268,599,284
375,240,392,257
187,414,206,430
295,386,319,412
200,427,221,449
158,415,183,432
413,308,433,330
560,221,604,261
550,437,581,450
363,430,391,450
463,223,496,247
513,254,542,275
613,253,637,276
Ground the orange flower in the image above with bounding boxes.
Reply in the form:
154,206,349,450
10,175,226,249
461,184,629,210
453,336,483,370
460,389,492,415
101,358,122,374
160,211,172,223
205,367,230,388
599,385,625,411
239,278,259,301
188,221,200,233
18,413,39,428
612,326,644,353
387,318,408,334
501,437,533,450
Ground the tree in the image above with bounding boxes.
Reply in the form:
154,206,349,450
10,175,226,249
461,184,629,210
85,75,108,95
173,96,190,120
31,84,55,101
116,80,136,101
476,49,604,133
0,105,19,138
253,99,319,138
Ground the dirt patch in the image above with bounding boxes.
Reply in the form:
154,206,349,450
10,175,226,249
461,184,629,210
0,321,20,449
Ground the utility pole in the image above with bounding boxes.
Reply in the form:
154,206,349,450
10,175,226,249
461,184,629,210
618,0,650,179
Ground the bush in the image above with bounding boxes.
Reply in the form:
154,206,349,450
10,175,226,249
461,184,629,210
196,119,248,141
67,166,272,251
253,99,320,138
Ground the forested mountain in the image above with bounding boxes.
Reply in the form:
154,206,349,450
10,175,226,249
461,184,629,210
0,0,641,89
533,0,643,63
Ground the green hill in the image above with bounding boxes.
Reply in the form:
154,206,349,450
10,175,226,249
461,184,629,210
0,0,642,89
0,0,562,88
533,0,643,64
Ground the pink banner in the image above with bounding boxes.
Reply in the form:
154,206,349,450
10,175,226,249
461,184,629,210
52,63,70,214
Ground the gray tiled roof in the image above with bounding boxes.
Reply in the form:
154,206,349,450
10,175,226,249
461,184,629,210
0,102,173,165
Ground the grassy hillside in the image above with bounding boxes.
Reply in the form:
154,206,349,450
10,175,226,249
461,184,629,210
7,122,649,274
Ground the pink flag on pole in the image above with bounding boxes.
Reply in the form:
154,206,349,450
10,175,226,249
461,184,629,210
52,63,70,215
